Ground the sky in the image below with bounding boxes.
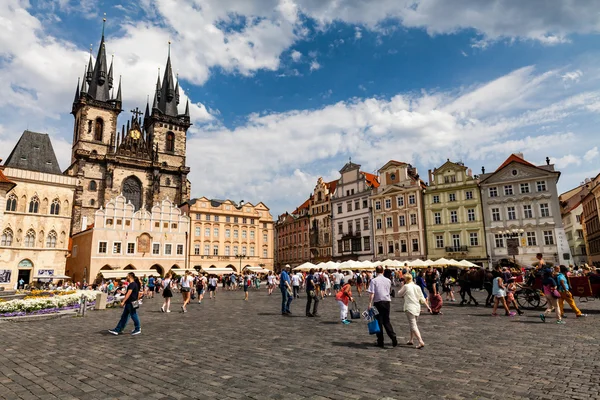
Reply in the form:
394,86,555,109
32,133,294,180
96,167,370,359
1,0,600,217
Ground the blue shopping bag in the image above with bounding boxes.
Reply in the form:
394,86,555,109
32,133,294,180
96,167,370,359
367,318,380,335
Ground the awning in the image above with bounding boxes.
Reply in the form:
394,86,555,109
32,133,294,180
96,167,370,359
199,267,234,275
33,274,71,280
243,266,270,273
99,269,162,279
170,268,198,276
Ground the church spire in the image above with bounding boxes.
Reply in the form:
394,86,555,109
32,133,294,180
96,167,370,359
115,75,122,102
80,64,88,94
184,99,190,118
157,42,178,116
108,54,114,90
73,77,80,103
87,15,111,102
86,50,93,83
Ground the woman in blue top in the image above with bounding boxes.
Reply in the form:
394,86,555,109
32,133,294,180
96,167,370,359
416,271,428,304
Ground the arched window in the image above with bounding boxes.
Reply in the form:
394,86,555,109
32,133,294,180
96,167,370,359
89,180,97,191
123,176,142,211
1,228,13,246
24,229,36,247
166,132,175,152
90,199,95,206
50,199,60,215
28,196,39,213
6,194,17,212
94,118,104,141
165,178,171,186
46,231,57,248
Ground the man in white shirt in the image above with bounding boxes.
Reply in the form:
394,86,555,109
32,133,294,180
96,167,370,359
368,265,397,348
291,273,301,298
332,270,342,293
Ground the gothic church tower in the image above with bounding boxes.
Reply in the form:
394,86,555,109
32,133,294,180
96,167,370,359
66,21,191,234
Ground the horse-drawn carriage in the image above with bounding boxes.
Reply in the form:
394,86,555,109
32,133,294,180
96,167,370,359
515,272,600,310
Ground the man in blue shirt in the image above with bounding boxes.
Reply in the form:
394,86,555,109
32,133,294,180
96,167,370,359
557,265,587,318
280,265,293,315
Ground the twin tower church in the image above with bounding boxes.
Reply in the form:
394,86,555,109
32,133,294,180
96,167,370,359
67,26,191,234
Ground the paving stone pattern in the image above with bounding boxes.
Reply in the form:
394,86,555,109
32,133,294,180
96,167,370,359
0,287,599,400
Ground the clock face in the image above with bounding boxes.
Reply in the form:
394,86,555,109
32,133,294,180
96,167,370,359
130,129,141,140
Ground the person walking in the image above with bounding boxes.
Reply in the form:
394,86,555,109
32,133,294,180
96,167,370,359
540,270,564,324
208,275,218,300
305,268,320,317
336,278,354,324
291,272,301,299
556,265,587,319
492,274,514,317
367,265,398,348
109,272,141,336
196,274,207,304
243,271,251,301
458,270,478,306
147,275,155,299
267,271,275,295
179,271,193,313
161,272,174,313
280,266,293,315
506,276,524,315
398,274,430,349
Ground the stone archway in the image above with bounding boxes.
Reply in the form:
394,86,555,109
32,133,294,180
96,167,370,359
150,264,164,277
226,264,236,272
122,176,142,211
124,265,136,270
100,265,112,270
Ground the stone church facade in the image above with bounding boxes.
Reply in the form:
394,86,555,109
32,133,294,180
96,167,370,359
66,28,191,234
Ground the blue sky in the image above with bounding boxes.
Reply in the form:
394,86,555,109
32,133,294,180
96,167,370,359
1,0,600,217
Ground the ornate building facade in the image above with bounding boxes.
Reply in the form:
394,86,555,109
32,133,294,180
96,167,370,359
309,178,336,263
275,199,310,269
180,198,274,272
582,173,600,267
0,131,76,289
371,161,427,261
424,160,488,267
480,153,570,266
66,195,189,283
66,27,191,234
331,161,377,261
560,182,590,266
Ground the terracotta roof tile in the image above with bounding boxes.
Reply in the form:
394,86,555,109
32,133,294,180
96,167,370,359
292,198,311,215
326,180,338,193
496,154,536,171
361,171,380,188
0,169,16,189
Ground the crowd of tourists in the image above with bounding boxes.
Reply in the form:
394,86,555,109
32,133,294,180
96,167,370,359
105,253,592,342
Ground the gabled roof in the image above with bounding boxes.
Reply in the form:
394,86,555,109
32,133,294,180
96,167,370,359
292,198,311,215
378,160,407,172
361,172,380,188
496,154,536,171
326,180,337,194
339,161,361,174
4,131,62,175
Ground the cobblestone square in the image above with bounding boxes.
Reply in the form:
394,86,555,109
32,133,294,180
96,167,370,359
0,287,599,400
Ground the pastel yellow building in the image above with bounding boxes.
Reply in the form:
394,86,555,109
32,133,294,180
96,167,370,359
424,160,488,266
180,198,274,272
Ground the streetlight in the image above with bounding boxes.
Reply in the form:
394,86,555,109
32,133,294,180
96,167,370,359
501,229,525,265
235,253,248,273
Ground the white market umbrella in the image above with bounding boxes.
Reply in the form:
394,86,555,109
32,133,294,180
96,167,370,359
447,259,463,267
458,260,481,269
430,258,453,267
293,262,315,271
408,259,427,269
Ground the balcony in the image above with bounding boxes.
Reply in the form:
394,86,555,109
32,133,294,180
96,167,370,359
445,246,468,253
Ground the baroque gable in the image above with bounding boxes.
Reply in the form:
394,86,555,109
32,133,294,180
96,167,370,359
481,162,557,185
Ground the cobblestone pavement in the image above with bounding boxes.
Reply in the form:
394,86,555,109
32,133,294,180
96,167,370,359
0,287,599,400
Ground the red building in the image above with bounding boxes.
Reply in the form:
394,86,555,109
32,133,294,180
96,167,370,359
275,198,310,270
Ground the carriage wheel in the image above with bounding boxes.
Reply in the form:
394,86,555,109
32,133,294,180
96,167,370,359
537,291,547,309
517,288,540,310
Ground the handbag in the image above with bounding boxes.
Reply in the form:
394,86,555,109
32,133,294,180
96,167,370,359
367,318,380,335
349,301,361,320
551,289,561,299
131,300,140,309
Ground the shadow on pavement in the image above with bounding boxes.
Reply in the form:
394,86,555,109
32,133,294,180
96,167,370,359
331,341,374,349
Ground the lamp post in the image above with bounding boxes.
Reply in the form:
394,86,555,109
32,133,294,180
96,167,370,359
235,254,248,274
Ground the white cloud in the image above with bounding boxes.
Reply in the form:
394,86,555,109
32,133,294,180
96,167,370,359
290,50,302,62
584,147,599,162
562,69,583,84
550,154,582,169
309,60,321,71
354,27,362,39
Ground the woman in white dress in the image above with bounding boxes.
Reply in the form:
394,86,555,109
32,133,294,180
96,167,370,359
398,274,431,349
